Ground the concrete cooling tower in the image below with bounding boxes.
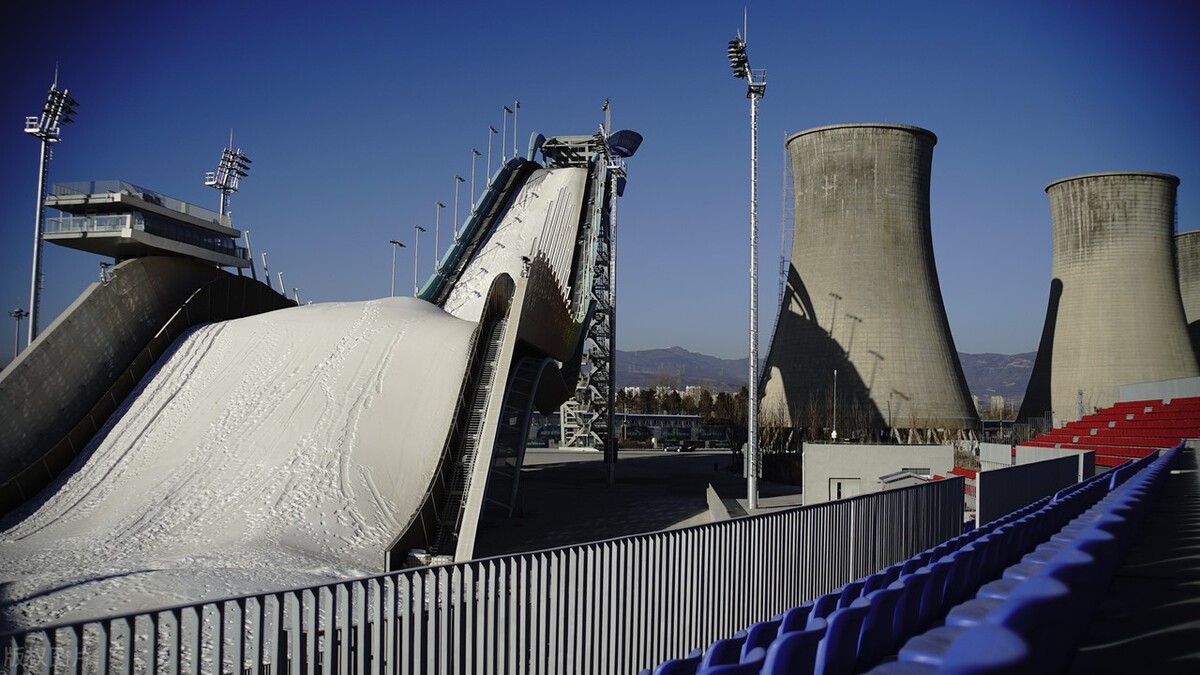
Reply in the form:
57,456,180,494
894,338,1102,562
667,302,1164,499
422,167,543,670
760,123,978,442
1176,229,1200,364
1020,172,1198,426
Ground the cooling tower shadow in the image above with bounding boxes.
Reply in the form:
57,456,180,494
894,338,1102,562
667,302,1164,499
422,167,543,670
762,266,885,440
1018,278,1063,422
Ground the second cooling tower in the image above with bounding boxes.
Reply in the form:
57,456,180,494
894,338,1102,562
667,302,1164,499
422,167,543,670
1021,172,1197,425
760,123,977,438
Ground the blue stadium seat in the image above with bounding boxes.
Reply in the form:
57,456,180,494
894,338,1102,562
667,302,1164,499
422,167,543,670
814,597,871,675
700,647,766,674
778,603,814,635
699,634,747,670
760,623,825,674
741,617,783,660
837,579,867,608
855,585,905,671
651,654,701,675
811,591,841,620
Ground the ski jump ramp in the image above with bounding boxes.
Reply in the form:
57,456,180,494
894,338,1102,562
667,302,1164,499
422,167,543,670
0,129,641,631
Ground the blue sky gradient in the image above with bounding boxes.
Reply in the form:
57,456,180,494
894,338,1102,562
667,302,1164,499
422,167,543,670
2,1,1197,362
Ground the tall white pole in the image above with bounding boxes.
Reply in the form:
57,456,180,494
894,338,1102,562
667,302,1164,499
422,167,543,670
243,229,258,281
747,84,761,510
390,242,398,297
501,106,512,163
261,252,272,291
277,271,285,297
471,149,481,205
513,100,521,158
833,368,839,441
435,202,444,270
487,127,497,185
28,140,49,345
413,225,425,296
454,176,464,244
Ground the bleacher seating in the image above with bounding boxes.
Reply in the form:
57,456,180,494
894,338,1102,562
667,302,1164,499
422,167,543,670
1023,396,1200,467
639,401,1195,675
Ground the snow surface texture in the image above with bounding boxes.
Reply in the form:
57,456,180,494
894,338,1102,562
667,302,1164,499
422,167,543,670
443,167,585,321
0,298,475,630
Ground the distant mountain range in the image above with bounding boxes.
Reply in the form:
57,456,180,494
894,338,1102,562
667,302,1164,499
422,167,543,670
615,347,1034,405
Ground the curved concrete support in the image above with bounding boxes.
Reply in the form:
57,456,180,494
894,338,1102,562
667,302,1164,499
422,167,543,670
1041,172,1198,424
761,123,978,437
0,257,292,513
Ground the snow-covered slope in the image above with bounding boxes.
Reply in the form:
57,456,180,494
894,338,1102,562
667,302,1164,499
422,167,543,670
443,167,585,321
0,298,474,629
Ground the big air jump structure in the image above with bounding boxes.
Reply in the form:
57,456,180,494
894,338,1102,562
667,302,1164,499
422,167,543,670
760,123,978,443
1020,172,1198,425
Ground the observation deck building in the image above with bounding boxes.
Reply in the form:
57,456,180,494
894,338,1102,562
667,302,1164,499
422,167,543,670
43,180,250,269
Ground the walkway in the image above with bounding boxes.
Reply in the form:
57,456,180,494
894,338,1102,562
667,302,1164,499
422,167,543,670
473,449,804,557
1069,444,1200,673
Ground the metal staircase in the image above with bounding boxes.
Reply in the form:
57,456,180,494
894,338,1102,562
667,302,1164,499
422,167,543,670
429,315,508,556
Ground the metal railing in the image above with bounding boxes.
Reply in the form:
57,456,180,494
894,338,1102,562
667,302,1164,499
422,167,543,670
50,180,226,226
1,478,963,674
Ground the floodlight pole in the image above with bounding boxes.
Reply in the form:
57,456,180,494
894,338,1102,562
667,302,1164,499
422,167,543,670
261,252,272,291
728,30,766,510
453,176,464,244
27,139,49,345
487,127,498,185
413,225,426,296
513,100,521,158
502,106,512,163
10,309,28,360
471,149,481,205
242,229,258,281
24,79,77,344
833,369,839,441
389,239,405,297
435,202,445,269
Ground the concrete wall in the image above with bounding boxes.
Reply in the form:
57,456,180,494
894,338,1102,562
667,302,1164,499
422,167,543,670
979,442,1013,471
1014,446,1094,480
1036,173,1198,425
977,454,1082,524
0,258,223,480
0,257,292,513
1119,376,1200,403
802,442,954,505
761,123,978,436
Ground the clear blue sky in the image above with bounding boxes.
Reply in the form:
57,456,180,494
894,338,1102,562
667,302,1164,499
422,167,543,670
1,1,1197,363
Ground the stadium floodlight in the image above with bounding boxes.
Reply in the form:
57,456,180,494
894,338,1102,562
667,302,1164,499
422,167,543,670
389,239,406,297
502,105,513,163
513,100,521,158
9,309,29,360
487,126,498,184
435,202,445,269
261,251,272,291
413,225,427,296
453,175,465,244
471,149,482,204
204,132,252,217
727,19,767,510
24,75,78,345
832,369,838,441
